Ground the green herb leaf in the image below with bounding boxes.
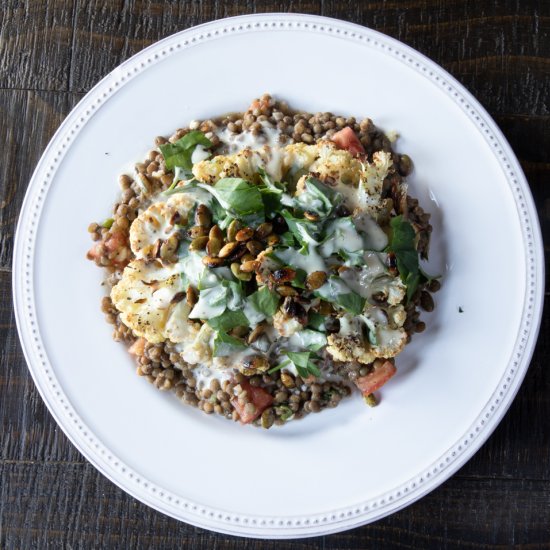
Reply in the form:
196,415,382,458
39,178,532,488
257,167,294,214
281,209,320,250
207,310,249,332
335,291,366,315
212,331,247,357
268,360,291,375
189,286,227,319
278,231,296,247
159,131,212,171
248,286,280,317
291,268,307,289
338,249,365,266
290,329,327,351
307,311,326,331
287,351,322,379
319,217,364,258
314,276,366,315
101,218,114,229
306,361,322,377
287,351,310,369
296,176,341,216
387,215,423,301
223,280,245,311
212,178,264,216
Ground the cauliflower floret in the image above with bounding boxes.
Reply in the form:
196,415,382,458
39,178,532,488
387,304,407,327
284,141,362,186
129,193,196,259
181,323,215,365
326,333,376,364
352,151,394,219
273,310,304,337
164,300,201,343
193,146,282,184
372,327,407,357
111,259,193,343
325,313,407,365
361,151,393,195
254,249,280,286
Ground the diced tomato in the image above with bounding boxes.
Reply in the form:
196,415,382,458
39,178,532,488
249,97,270,112
86,242,102,262
355,361,397,395
331,127,365,158
231,380,274,424
87,230,129,268
104,230,127,253
128,337,146,356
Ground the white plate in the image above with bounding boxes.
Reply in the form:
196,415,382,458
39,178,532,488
13,14,544,538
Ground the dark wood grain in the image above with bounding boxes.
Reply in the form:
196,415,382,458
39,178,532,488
1,1,550,548
0,90,83,269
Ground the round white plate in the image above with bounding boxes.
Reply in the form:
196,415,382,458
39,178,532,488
13,13,544,538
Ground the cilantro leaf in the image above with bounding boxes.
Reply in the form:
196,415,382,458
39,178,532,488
287,351,322,379
335,291,366,315
314,276,366,315
290,329,327,351
281,209,320,250
287,351,310,369
269,351,323,378
212,331,247,357
387,215,422,301
291,268,307,289
307,311,326,331
248,286,280,317
159,131,212,171
208,310,249,332
295,177,342,216
212,178,264,216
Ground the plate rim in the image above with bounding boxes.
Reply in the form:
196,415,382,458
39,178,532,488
12,12,545,538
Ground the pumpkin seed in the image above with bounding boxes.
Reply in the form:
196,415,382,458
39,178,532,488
202,256,225,268
246,240,264,256
186,287,198,307
219,241,240,258
189,235,209,251
235,227,254,241
209,224,223,241
240,260,259,273
206,237,222,256
255,222,273,240
194,204,212,227
188,225,208,239
227,219,241,242
276,285,298,297
266,234,279,246
306,271,327,290
231,262,252,281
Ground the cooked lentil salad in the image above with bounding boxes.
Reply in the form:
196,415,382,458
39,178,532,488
87,95,439,428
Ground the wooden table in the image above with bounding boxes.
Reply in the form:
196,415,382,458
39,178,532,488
1,2,548,547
